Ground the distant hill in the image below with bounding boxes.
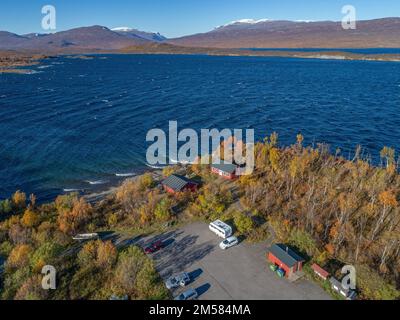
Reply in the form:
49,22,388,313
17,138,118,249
0,26,151,52
111,27,166,42
168,18,400,48
1,18,399,52
0,31,29,49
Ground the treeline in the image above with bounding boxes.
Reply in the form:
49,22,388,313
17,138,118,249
237,134,400,299
1,134,399,300
0,175,169,300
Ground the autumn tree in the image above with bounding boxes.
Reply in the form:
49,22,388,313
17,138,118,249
77,240,117,270
154,198,173,222
30,242,63,272
21,209,40,228
138,173,155,191
380,146,395,169
112,246,146,296
112,246,167,299
96,241,118,270
116,179,144,215
57,197,93,235
0,199,12,214
6,244,33,270
12,190,26,210
371,190,398,240
14,275,48,300
233,211,254,235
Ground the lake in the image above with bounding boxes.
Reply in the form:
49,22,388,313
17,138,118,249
1,54,400,201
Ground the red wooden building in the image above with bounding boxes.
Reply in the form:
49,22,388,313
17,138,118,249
311,263,330,280
161,174,198,194
267,244,305,278
211,163,238,180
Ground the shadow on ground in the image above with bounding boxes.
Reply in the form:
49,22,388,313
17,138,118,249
152,232,215,277
196,283,211,297
188,268,203,282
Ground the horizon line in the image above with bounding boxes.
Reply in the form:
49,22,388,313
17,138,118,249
1,16,399,39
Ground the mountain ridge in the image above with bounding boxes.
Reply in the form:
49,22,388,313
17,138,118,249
0,17,399,52
168,17,400,48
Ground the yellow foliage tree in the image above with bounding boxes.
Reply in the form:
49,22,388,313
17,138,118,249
6,244,33,269
379,190,398,207
21,209,40,228
58,197,93,235
12,190,26,210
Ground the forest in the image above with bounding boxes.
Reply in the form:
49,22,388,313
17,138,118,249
0,133,399,300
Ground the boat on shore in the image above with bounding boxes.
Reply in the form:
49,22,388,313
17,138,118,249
72,233,100,241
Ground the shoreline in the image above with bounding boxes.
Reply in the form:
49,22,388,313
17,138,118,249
1,47,400,73
83,169,164,204
0,52,51,74
118,44,400,62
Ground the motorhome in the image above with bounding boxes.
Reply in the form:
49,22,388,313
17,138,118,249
209,220,233,239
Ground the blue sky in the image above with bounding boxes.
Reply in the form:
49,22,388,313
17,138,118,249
1,0,399,37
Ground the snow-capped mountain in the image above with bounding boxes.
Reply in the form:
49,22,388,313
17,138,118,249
112,27,166,42
0,26,150,51
215,18,271,29
169,17,400,48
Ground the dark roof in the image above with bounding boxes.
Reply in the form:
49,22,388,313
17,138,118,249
268,244,305,267
162,174,195,192
211,162,237,174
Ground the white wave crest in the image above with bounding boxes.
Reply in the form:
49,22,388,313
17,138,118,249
115,173,136,177
86,180,108,185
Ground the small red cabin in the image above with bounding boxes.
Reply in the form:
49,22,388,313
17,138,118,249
267,244,305,278
211,163,238,180
161,174,198,194
311,263,330,280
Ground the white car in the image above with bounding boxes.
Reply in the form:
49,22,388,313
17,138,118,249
165,272,191,289
219,236,239,250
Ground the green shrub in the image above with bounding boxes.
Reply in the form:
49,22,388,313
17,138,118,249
0,199,12,214
233,211,254,235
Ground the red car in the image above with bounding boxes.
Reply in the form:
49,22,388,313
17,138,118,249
144,240,164,254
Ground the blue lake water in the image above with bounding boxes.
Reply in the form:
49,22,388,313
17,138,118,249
1,54,400,201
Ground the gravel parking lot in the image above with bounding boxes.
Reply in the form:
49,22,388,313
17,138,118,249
141,222,332,300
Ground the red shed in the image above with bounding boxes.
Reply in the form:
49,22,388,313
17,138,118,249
311,263,330,280
161,174,198,194
267,244,305,278
211,163,238,180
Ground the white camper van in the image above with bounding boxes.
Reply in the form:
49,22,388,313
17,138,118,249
209,220,233,239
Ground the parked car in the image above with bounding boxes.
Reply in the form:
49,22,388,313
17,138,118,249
219,236,239,250
165,272,191,289
174,288,198,301
144,240,164,254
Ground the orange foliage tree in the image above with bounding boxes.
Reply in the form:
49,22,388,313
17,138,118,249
57,197,93,235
